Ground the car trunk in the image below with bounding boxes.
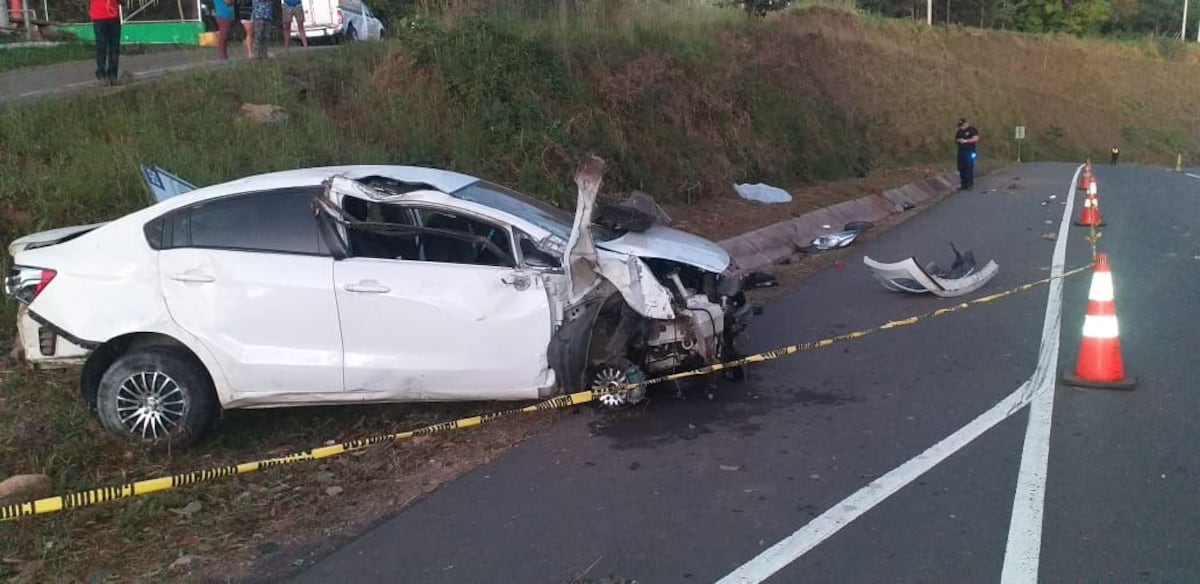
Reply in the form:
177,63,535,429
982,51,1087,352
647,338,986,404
7,223,109,256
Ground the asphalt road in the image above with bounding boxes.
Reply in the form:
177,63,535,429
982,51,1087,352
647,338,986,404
292,162,1199,583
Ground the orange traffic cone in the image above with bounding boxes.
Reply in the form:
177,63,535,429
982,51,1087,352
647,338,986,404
1077,161,1093,190
1074,180,1106,227
1062,254,1135,390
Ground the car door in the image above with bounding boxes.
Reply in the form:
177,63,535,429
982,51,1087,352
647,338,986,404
363,5,382,38
331,200,555,401
157,187,345,397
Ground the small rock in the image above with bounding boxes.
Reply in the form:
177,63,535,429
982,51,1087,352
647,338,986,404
1042,233,1058,241
325,486,344,496
810,474,821,480
0,474,53,503
720,465,742,472
238,103,289,125
171,501,203,518
169,555,198,571
314,471,335,484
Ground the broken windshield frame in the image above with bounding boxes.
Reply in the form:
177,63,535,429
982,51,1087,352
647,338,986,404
313,197,518,267
450,181,616,243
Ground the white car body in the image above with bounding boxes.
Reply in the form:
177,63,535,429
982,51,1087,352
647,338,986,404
293,0,384,41
6,164,756,445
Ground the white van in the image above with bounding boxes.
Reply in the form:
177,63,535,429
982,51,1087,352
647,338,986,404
293,0,384,42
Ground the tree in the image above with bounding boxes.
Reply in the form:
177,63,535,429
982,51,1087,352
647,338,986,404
1064,0,1112,34
1014,0,1067,32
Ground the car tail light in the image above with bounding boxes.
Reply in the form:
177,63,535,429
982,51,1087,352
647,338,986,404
4,266,57,305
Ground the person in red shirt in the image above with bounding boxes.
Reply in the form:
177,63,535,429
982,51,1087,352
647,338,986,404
90,0,121,85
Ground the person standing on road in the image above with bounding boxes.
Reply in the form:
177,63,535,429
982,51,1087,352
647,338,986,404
90,0,122,85
250,0,273,59
214,0,234,61
955,118,979,190
281,0,307,54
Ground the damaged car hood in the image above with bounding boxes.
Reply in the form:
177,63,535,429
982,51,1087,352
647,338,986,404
596,226,731,274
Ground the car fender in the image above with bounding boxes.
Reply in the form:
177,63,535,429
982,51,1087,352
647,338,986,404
547,290,620,395
80,322,238,408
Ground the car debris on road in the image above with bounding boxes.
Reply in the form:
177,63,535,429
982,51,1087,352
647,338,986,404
810,221,876,251
862,243,999,297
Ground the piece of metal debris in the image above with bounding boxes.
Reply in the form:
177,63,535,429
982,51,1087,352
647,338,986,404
811,221,877,251
812,230,860,250
863,243,1000,297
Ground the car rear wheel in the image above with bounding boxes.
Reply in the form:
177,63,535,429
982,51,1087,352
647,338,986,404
96,348,217,449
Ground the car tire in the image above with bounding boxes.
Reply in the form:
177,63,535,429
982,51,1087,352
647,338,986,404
96,348,218,450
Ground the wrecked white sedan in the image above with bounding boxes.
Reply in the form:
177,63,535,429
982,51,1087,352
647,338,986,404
5,159,757,447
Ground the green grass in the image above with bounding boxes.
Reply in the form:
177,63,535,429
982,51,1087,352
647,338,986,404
0,43,190,73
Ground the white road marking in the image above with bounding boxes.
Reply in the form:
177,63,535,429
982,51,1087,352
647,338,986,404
999,163,1083,583
716,164,1083,584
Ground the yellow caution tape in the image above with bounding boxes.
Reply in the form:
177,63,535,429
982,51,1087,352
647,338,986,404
0,391,595,522
635,262,1096,387
0,262,1093,522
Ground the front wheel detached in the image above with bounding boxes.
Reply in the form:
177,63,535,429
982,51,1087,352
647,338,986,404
589,359,646,408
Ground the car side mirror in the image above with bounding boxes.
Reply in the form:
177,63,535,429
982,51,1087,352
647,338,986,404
520,239,561,269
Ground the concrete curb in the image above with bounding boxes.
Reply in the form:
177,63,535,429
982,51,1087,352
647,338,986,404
719,170,962,272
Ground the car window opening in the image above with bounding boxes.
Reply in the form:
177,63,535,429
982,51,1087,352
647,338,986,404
334,198,516,268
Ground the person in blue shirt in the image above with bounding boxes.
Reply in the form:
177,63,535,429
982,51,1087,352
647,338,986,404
250,0,272,59
213,0,234,61
281,0,307,53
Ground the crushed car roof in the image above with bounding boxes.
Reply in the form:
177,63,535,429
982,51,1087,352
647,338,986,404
156,165,480,211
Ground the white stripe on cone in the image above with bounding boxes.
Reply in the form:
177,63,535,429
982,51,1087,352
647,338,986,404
1082,314,1120,339
1088,272,1114,302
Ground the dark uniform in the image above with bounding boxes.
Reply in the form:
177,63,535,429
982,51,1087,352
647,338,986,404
955,119,979,190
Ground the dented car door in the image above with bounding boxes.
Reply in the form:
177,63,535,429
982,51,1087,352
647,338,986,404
323,183,557,401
